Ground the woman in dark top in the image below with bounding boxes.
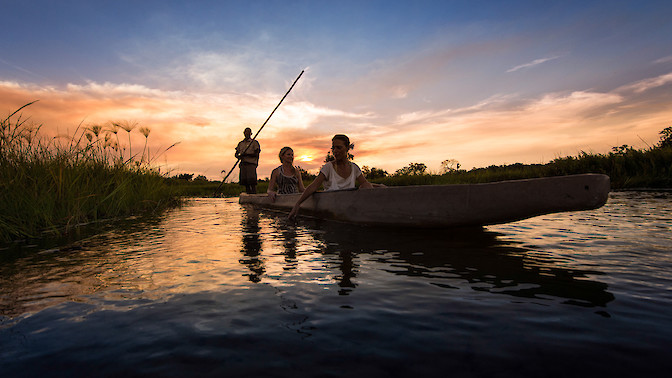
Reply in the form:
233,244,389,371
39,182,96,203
267,147,306,202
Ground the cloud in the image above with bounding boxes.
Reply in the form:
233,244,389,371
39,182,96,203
506,56,561,73
352,73,671,173
0,58,48,81
653,55,672,64
0,78,372,179
616,72,672,93
2,67,671,179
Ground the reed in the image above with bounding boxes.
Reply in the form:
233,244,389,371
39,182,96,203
1,103,180,243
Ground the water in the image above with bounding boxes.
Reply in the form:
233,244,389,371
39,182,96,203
1,192,671,377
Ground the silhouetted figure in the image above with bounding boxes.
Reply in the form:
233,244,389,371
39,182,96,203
235,127,261,194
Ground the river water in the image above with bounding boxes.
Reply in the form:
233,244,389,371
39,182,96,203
1,191,671,377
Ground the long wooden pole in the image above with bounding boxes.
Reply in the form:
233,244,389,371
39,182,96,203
214,70,305,196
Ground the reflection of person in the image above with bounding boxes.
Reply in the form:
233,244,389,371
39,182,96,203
235,127,261,194
267,147,306,202
288,134,373,219
240,207,264,283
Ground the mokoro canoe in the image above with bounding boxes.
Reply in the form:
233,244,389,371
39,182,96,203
239,174,610,227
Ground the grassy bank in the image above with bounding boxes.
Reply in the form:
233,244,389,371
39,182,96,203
167,178,271,197
1,104,180,243
373,144,672,189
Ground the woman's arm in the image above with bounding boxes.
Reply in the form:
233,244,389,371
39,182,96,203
295,166,306,192
267,169,278,202
356,174,373,189
288,173,325,220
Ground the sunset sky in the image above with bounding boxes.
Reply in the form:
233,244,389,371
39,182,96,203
2,0,671,180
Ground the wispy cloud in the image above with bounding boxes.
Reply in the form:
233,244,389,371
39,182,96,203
617,72,672,93
0,58,48,81
653,55,672,64
507,56,561,73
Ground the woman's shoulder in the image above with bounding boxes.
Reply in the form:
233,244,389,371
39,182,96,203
320,161,335,171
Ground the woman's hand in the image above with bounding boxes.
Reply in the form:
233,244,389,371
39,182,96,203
288,205,299,220
267,191,277,202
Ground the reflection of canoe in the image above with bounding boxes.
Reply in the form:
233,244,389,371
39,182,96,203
239,174,610,228
310,221,615,307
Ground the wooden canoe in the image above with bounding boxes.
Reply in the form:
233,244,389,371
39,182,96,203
239,174,610,227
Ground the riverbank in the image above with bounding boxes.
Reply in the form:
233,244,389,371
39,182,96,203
372,148,672,189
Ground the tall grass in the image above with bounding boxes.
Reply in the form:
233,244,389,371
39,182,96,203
1,103,180,243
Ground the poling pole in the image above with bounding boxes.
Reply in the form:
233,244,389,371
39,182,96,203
214,70,305,196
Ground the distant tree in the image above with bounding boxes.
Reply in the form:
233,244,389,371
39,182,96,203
440,159,461,174
194,175,208,181
175,173,194,181
362,166,388,180
394,162,427,176
658,126,672,148
324,143,355,162
297,166,317,181
611,144,634,155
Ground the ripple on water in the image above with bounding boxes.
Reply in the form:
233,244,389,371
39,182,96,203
1,194,672,376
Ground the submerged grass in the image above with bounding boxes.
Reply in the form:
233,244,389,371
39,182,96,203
1,103,180,243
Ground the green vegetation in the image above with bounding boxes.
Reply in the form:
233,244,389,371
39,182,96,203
1,103,180,243
169,177,244,197
369,127,672,189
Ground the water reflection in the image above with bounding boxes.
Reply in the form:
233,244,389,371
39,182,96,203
239,207,265,283
0,213,169,319
272,212,615,308
1,198,618,325
268,213,299,270
318,234,358,295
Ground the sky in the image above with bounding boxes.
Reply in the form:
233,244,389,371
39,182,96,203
2,0,672,180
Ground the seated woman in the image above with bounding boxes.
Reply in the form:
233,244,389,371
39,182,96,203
267,146,306,202
288,134,373,219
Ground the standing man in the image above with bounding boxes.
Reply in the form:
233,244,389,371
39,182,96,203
235,127,261,194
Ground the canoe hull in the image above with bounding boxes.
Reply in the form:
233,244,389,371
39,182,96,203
239,174,610,227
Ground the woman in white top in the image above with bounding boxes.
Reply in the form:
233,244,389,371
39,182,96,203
267,147,305,202
288,134,373,219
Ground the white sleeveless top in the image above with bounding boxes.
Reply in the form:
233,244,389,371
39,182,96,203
319,161,362,191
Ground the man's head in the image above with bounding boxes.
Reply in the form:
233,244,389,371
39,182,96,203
244,127,252,138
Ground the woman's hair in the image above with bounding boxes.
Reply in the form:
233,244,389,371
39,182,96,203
332,134,353,150
278,146,293,162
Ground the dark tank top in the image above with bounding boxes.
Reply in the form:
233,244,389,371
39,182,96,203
274,166,299,194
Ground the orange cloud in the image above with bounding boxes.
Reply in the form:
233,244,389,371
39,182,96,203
2,70,671,181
